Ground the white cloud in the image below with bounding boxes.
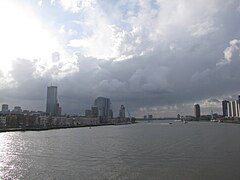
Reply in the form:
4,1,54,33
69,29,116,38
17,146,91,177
217,39,240,66
189,20,218,37
38,0,43,7
59,0,96,13
50,0,56,4
56,0,226,62
224,39,240,63
0,1,76,80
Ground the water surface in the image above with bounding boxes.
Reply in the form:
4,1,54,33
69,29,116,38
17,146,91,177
1,121,240,179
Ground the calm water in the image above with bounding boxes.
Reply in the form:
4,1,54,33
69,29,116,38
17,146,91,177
1,121,240,180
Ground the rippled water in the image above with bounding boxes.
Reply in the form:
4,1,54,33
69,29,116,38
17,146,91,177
1,121,240,179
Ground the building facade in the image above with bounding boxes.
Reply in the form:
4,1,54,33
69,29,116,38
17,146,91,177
94,97,112,122
2,104,9,112
119,105,125,119
194,104,201,119
227,102,232,117
231,101,236,117
235,100,239,117
222,100,229,117
46,86,58,116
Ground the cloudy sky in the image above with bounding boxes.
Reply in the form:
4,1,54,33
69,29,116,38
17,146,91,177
0,0,240,117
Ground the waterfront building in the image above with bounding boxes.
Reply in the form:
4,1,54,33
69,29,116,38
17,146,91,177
238,96,240,117
94,97,111,122
119,105,125,119
2,104,9,112
222,100,229,117
85,110,92,117
109,109,113,119
177,114,181,120
46,86,58,116
57,103,62,116
227,102,232,117
148,114,153,119
194,104,201,119
231,101,237,117
12,106,22,114
235,100,239,117
0,116,7,126
91,106,98,117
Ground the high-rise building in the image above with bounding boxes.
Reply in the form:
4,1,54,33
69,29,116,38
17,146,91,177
85,110,92,117
235,100,239,117
91,106,98,117
231,101,236,117
227,102,232,117
119,105,125,119
109,109,113,119
12,106,22,114
2,104,9,112
238,95,240,117
46,86,58,116
222,100,228,117
94,97,111,121
194,104,201,119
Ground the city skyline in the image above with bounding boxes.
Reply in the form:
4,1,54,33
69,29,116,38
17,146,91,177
0,0,240,117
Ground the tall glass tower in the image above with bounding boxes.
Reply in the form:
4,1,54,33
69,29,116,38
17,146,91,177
94,97,111,120
46,86,58,116
194,104,201,120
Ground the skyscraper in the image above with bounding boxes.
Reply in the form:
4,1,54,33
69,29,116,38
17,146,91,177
94,97,111,122
238,95,240,117
46,86,58,116
119,105,125,119
227,102,232,117
222,100,228,117
231,101,236,117
2,104,9,112
194,104,201,120
235,100,239,117
91,106,99,117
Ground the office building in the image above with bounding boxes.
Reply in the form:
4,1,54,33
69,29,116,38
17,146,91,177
109,109,113,119
94,97,111,121
119,105,125,119
231,101,236,117
2,104,9,114
46,86,58,116
91,106,98,117
227,102,232,117
85,110,92,117
238,96,240,117
194,104,201,119
222,100,228,117
148,114,153,119
235,100,239,117
2,104,9,112
56,103,62,116
12,106,22,114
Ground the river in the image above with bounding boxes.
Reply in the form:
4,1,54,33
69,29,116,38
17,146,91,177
0,121,240,179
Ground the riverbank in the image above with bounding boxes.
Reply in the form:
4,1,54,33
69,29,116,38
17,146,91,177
0,122,136,133
220,120,240,124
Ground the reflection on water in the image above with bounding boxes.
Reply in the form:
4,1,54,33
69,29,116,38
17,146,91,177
1,121,240,179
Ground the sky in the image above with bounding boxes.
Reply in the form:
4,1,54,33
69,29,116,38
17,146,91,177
0,0,240,117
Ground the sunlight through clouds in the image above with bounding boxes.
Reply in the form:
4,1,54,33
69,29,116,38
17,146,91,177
0,0,77,81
